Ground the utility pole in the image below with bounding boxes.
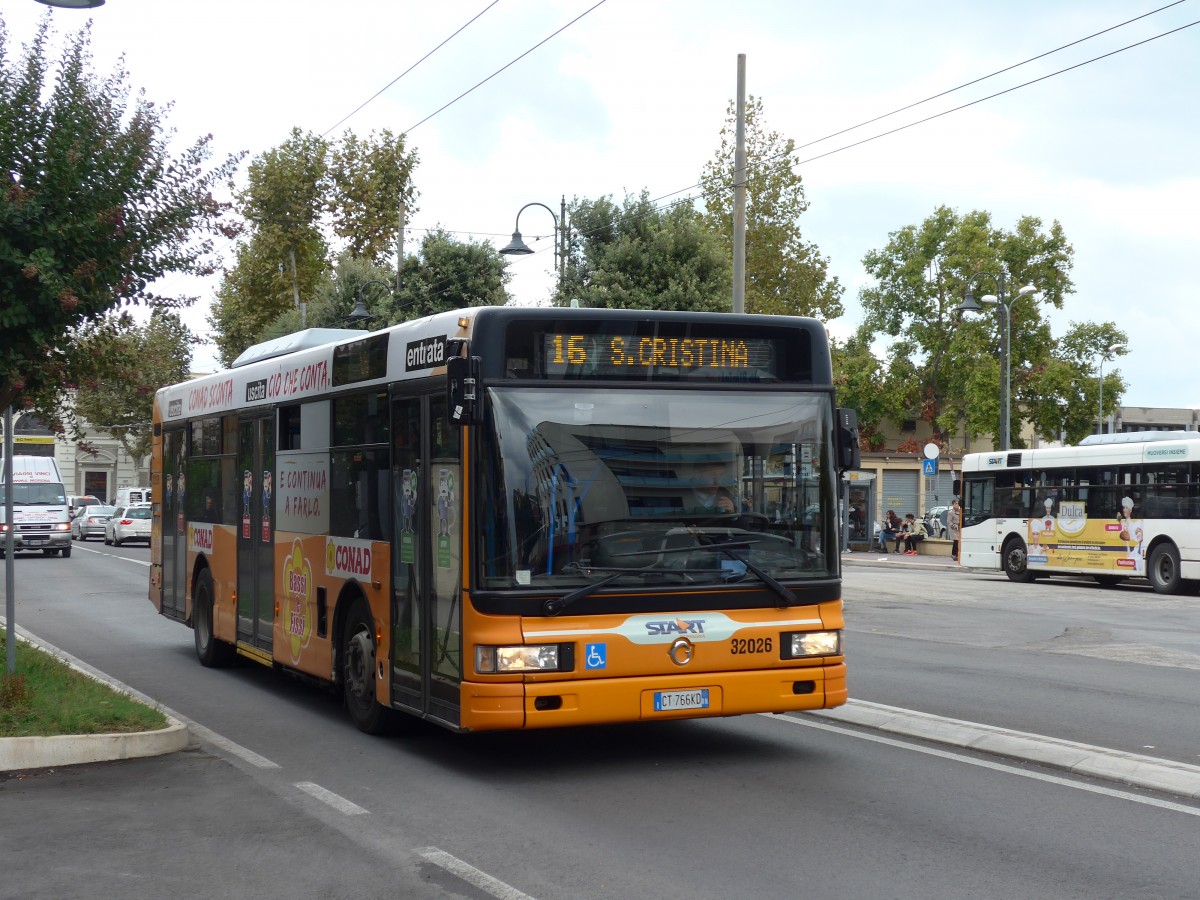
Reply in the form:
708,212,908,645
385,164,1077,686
732,53,747,315
396,201,407,296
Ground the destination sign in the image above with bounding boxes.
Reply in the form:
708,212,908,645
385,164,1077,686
539,333,781,380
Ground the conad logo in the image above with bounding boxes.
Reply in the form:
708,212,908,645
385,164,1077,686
325,537,373,578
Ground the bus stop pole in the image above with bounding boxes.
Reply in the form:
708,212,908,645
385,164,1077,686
4,406,15,674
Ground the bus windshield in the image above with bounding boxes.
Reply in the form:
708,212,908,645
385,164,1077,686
480,386,836,590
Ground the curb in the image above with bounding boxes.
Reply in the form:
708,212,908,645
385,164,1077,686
0,622,189,773
0,720,189,772
811,699,1200,799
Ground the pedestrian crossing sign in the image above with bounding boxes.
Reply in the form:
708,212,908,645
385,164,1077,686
922,458,938,476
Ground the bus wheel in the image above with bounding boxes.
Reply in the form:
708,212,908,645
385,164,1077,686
1002,537,1033,583
1148,543,1183,595
193,569,235,667
342,601,393,735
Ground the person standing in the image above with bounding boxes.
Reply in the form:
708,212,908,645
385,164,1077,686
948,497,962,561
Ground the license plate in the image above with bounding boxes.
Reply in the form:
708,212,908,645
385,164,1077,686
653,688,710,712
26,536,47,544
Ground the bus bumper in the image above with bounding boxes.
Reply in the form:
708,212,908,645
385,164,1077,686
460,662,847,731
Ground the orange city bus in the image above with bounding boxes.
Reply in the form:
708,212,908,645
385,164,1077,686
149,307,860,733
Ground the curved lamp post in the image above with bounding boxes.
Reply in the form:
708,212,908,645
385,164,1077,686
500,199,566,298
957,267,1036,451
1096,343,1127,435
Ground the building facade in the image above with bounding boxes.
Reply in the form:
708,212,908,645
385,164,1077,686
1,410,147,503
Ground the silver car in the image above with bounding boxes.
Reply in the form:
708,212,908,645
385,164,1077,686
72,505,115,541
105,504,152,546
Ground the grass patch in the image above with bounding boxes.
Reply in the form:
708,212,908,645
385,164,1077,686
0,627,168,738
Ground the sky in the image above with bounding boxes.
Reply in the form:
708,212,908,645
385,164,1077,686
5,0,1198,409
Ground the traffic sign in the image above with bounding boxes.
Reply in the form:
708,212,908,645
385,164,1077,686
922,458,938,476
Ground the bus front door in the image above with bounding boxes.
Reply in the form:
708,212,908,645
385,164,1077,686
390,392,463,727
237,415,275,654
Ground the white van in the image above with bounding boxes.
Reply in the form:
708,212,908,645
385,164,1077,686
113,486,152,508
0,456,73,557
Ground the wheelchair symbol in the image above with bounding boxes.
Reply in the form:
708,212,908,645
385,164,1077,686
585,643,607,670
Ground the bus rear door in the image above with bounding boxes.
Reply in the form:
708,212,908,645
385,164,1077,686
237,414,275,654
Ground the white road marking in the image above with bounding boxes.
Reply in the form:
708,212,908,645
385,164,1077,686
295,781,370,816
186,721,280,769
418,848,537,900
769,713,1200,817
72,544,151,565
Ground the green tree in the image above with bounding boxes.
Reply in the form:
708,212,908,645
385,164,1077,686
73,310,194,480
1027,320,1129,445
831,334,890,451
209,129,329,366
258,231,510,341
701,95,843,320
560,192,730,311
327,129,418,265
855,205,1107,449
0,15,241,420
388,228,510,324
209,127,419,365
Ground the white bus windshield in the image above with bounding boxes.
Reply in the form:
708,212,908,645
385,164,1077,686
479,387,836,590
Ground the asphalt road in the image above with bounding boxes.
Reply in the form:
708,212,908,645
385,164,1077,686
3,543,1200,899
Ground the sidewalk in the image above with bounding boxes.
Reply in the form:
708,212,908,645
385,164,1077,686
842,546,964,572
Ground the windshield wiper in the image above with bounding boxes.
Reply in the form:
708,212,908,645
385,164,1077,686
542,538,797,616
542,561,725,616
618,538,798,607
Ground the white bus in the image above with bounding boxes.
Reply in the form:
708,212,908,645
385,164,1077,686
958,432,1200,594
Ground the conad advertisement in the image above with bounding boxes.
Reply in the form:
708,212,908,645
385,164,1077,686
1025,498,1145,575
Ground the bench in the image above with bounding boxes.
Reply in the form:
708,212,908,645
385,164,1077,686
917,537,953,557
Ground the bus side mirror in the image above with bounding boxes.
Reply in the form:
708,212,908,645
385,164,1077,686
836,408,860,472
447,355,482,426
953,478,961,497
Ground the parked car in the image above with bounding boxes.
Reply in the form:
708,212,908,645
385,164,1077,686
67,494,103,518
72,505,115,541
105,503,151,546
924,506,949,539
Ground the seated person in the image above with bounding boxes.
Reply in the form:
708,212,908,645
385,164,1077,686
879,510,901,551
902,513,927,555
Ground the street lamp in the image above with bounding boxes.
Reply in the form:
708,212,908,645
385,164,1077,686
500,198,567,299
957,267,1036,451
1096,343,1126,435
35,0,105,7
346,279,393,328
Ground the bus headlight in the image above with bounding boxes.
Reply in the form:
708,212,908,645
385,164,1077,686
475,644,571,674
783,630,842,659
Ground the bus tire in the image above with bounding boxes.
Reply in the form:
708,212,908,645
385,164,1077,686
1002,537,1033,583
193,569,235,667
1148,543,1183,595
341,600,395,735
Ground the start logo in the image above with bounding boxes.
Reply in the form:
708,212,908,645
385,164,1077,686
283,540,314,663
645,618,707,636
325,536,374,578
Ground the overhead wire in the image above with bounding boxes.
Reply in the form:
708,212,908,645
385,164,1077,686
508,9,1200,274
320,0,502,138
